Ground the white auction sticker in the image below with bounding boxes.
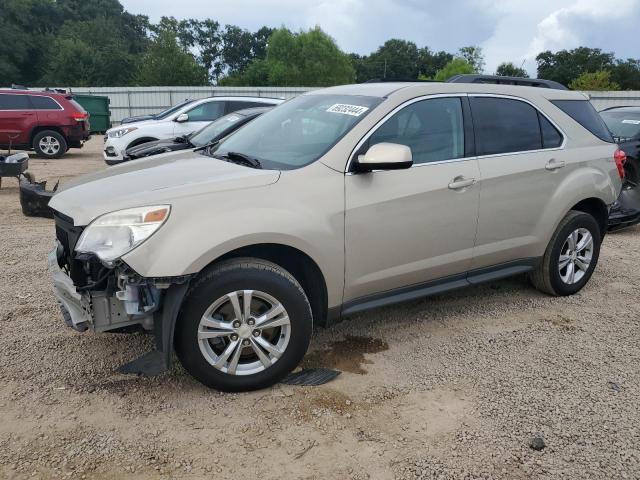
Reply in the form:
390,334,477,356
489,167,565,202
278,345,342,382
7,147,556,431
326,104,369,116
622,119,640,125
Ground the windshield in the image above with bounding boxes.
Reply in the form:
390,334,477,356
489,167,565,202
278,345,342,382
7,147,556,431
213,94,382,170
190,112,248,147
155,99,194,120
601,111,640,141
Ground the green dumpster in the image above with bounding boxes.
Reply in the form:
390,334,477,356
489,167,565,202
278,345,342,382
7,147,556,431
73,94,111,133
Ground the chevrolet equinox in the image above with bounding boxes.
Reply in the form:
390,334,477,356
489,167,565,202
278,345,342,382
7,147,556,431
48,83,624,391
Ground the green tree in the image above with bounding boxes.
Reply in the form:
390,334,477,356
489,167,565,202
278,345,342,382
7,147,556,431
223,27,354,87
536,47,615,86
568,70,620,91
495,62,528,77
43,17,144,86
433,58,475,81
610,59,640,90
418,48,453,79
458,46,485,73
136,28,208,86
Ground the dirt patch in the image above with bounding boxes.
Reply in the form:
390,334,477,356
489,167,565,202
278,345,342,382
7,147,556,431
302,335,389,374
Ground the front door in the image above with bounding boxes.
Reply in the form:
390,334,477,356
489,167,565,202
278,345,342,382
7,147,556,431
344,96,481,302
174,100,226,137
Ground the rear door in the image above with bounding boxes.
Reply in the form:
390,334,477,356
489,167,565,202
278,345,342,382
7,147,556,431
0,93,33,145
344,95,481,302
469,95,568,271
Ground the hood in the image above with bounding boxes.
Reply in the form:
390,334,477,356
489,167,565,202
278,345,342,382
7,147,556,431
126,138,188,159
49,150,280,226
106,118,164,133
121,114,156,124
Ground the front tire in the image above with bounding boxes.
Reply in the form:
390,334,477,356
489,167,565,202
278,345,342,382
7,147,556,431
530,210,601,296
33,130,67,159
175,258,313,392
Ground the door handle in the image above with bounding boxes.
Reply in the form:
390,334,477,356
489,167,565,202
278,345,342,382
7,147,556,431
545,159,565,171
448,176,476,190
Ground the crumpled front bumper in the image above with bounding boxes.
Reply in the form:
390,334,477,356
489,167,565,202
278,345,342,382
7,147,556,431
48,248,91,331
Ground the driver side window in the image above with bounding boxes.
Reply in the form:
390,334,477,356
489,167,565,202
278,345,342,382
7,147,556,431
186,101,225,122
367,97,465,165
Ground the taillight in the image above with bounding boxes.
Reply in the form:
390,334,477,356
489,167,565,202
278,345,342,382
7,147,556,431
614,148,626,179
71,112,88,122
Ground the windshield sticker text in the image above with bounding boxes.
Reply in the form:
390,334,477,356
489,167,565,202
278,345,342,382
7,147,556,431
326,104,369,116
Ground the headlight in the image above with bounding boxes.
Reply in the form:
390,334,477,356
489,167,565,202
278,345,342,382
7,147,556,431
107,126,138,138
75,205,170,263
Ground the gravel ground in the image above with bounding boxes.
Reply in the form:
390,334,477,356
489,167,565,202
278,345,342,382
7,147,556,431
1,137,639,479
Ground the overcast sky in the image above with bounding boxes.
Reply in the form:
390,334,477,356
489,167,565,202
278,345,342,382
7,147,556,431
120,0,640,75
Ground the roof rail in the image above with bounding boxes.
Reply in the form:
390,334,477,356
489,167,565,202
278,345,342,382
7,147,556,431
446,74,568,90
11,84,28,90
362,78,435,83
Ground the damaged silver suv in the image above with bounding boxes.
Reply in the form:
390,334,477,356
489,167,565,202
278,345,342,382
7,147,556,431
49,82,624,391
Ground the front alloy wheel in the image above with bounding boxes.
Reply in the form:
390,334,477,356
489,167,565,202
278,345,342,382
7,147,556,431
197,290,291,375
175,258,313,391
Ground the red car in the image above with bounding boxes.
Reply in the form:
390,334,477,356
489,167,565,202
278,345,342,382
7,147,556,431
0,89,90,159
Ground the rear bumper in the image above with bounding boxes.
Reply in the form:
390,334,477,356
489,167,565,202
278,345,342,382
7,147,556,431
608,187,640,231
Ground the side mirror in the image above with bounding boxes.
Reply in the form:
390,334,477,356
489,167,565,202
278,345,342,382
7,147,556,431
175,113,189,123
354,142,413,172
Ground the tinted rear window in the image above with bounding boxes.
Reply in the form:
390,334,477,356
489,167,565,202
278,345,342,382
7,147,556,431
538,113,563,148
470,97,542,155
30,95,62,110
552,100,613,143
0,94,30,110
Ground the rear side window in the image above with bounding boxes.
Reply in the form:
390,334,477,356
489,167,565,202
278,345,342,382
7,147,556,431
367,97,465,164
0,94,30,110
538,113,563,148
552,100,613,143
470,97,542,155
30,95,62,110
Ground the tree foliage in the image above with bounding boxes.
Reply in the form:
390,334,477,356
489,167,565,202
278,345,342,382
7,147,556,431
136,27,208,86
458,46,485,73
432,58,475,81
495,62,528,77
568,71,620,91
222,27,355,87
2,0,639,89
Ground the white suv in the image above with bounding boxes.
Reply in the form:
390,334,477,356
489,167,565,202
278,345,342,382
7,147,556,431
103,96,283,164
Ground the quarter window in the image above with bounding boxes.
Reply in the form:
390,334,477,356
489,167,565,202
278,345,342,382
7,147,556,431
538,113,563,148
0,94,30,110
30,95,61,110
470,97,542,155
366,97,465,164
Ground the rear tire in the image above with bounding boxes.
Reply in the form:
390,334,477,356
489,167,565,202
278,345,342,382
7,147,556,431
530,210,601,296
33,130,67,159
175,258,313,392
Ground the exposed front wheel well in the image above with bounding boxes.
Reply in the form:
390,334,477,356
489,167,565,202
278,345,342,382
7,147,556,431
209,244,329,327
570,198,608,238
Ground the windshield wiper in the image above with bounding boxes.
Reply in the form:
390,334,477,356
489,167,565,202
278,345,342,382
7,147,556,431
194,139,220,153
214,151,262,169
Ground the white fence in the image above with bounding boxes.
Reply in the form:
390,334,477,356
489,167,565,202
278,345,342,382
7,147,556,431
63,86,640,124
66,86,317,123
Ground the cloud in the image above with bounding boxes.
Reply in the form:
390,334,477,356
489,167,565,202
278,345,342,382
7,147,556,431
121,0,640,77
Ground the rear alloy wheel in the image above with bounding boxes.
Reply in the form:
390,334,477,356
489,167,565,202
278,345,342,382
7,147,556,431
33,130,67,159
175,258,313,391
530,210,601,296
